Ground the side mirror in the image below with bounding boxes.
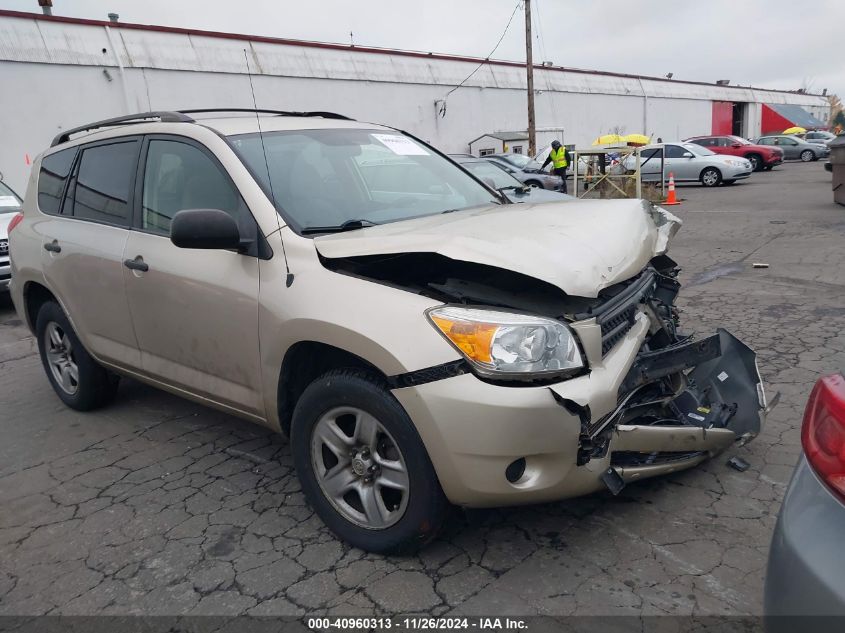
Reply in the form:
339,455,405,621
170,209,241,250
731,142,742,148
683,152,694,158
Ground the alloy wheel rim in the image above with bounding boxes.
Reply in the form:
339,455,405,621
703,170,717,185
310,406,410,529
44,322,79,395
749,156,759,170
801,151,812,162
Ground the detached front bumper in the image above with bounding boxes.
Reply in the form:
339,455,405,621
393,313,766,508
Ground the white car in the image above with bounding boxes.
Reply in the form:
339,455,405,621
624,142,753,187
0,180,22,291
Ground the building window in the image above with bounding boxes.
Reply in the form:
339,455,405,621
479,148,494,156
512,146,523,154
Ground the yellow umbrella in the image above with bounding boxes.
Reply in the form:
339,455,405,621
783,126,807,134
592,134,625,145
623,133,651,145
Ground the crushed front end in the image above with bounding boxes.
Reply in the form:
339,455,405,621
550,254,767,493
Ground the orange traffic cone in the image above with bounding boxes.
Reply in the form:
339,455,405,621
663,172,681,205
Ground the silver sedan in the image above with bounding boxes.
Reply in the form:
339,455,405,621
482,154,562,190
624,142,753,187
451,156,572,203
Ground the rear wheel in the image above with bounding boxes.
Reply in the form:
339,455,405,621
291,369,448,553
800,149,815,162
35,301,119,410
746,154,762,172
700,167,722,187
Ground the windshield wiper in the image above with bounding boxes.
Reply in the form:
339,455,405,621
301,219,379,235
497,185,531,195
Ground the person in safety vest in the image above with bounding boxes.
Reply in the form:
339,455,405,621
541,140,570,194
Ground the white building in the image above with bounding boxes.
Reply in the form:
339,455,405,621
0,9,831,193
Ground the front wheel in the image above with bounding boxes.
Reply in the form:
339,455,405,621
747,154,762,171
291,369,448,553
764,165,774,171
700,167,722,187
800,150,815,162
523,180,542,188
35,301,119,410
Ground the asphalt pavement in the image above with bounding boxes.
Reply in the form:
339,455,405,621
0,161,842,617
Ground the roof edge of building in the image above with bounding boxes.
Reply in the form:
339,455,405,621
0,9,830,100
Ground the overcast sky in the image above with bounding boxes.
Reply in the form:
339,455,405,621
4,0,843,99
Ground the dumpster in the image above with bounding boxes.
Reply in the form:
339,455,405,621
830,134,845,206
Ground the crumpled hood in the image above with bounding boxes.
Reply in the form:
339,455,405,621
314,198,681,298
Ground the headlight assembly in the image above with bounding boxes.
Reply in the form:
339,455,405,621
427,306,584,379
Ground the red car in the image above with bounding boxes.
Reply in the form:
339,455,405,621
684,135,784,172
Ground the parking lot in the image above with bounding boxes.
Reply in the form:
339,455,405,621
0,161,842,617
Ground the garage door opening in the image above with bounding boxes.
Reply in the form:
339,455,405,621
732,103,747,136
712,101,748,137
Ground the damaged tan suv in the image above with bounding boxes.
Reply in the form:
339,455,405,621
9,110,768,553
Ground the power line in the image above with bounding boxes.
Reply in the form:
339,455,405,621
532,0,558,125
532,0,549,65
438,0,523,115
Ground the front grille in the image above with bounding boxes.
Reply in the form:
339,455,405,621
600,304,638,355
587,271,658,356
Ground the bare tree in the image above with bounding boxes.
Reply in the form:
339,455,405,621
801,76,816,93
829,93,843,127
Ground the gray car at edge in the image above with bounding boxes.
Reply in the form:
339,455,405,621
754,135,831,162
765,370,845,628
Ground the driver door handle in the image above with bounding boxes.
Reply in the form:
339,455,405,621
123,256,149,272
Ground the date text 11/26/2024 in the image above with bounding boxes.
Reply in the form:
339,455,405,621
307,617,529,630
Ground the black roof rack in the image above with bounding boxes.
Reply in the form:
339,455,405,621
50,109,353,148
177,108,352,120
51,111,194,147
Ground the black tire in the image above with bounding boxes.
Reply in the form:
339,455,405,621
524,180,542,188
800,150,815,162
746,154,763,172
700,167,722,187
764,165,774,171
35,301,119,411
290,368,448,554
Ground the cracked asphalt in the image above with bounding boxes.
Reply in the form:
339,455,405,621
1,161,843,617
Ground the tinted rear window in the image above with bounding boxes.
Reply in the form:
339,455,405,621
71,141,139,226
38,148,77,215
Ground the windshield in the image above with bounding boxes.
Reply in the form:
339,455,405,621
0,182,21,214
230,129,500,232
459,160,523,189
683,143,715,156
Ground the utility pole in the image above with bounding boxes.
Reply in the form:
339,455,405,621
525,0,536,156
